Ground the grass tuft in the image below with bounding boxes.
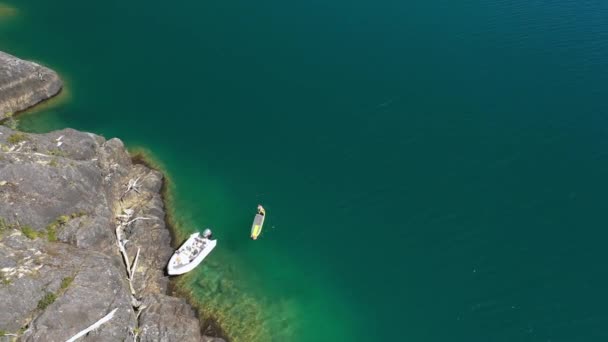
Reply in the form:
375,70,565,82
6,133,28,144
60,276,74,290
37,292,56,310
21,225,38,239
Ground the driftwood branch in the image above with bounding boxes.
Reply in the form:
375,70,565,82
131,247,140,276
136,305,147,319
115,224,132,279
117,208,134,220
3,151,54,158
7,141,26,152
65,308,118,342
116,209,137,294
115,206,151,296
120,177,142,200
131,328,140,341
114,176,153,318
126,217,153,226
131,295,142,308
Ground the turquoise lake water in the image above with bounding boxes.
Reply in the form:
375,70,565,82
3,1,608,341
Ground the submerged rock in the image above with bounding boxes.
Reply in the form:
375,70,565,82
0,51,62,119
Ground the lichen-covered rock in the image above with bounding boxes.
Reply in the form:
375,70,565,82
0,51,62,119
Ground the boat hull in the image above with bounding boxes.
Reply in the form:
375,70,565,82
167,233,217,275
250,213,265,240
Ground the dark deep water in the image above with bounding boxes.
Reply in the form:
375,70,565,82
2,0,608,340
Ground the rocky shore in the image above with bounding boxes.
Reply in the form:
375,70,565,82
0,53,222,341
0,51,62,120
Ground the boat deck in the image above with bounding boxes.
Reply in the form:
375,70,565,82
252,214,264,227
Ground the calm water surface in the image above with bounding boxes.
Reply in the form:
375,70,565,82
2,0,608,340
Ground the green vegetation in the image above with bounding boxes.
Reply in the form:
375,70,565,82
46,226,57,242
0,329,7,336
37,292,56,310
21,225,38,239
58,215,70,224
2,278,11,285
1,218,45,241
6,132,28,145
0,217,20,239
0,217,9,232
45,220,61,233
48,149,66,157
1,112,18,129
35,276,76,312
48,158,58,167
60,276,74,290
45,212,87,242
4,118,18,129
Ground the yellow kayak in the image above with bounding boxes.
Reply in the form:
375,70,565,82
250,205,266,240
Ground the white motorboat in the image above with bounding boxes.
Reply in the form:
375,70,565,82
167,229,217,275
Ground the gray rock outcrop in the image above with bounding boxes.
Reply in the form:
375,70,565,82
0,126,211,341
0,51,62,119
